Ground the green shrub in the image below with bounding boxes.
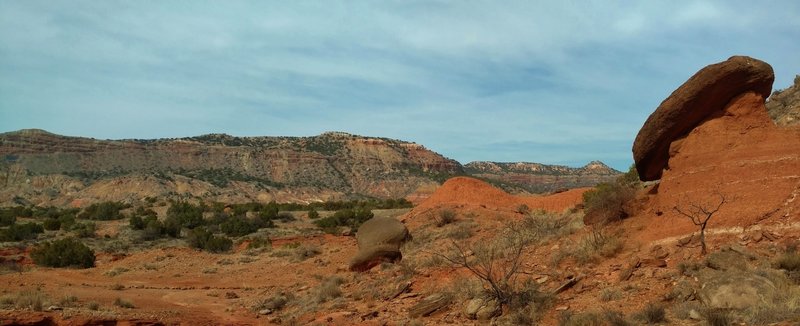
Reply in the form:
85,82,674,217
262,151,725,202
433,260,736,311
582,165,639,225
313,207,373,233
636,303,666,324
0,222,44,242
69,222,96,238
307,209,320,219
187,228,232,253
220,217,259,237
78,201,129,220
113,297,134,308
166,201,204,229
42,218,61,231
30,237,95,268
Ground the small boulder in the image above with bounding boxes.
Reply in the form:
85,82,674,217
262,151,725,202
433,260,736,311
349,216,411,272
698,270,777,309
633,55,774,181
464,297,501,320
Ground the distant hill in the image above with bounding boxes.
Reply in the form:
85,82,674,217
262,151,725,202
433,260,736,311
0,129,617,206
464,160,621,194
767,75,800,126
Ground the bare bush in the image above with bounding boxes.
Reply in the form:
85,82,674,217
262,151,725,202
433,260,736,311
673,192,728,255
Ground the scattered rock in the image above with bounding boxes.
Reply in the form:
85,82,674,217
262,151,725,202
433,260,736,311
409,294,451,318
555,305,569,311
46,306,62,311
633,55,774,181
258,309,273,315
464,297,501,320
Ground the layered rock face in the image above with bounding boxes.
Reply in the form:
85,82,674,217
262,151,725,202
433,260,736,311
464,160,620,193
0,130,462,205
633,56,800,234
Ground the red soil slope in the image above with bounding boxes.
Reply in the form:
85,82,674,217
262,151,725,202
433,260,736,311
402,176,588,228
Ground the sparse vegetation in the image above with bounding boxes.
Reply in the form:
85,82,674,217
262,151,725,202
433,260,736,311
187,227,233,253
635,303,666,324
0,222,44,242
582,165,639,225
114,297,135,308
435,209,456,227
313,207,373,233
78,201,130,220
314,276,346,303
30,237,95,268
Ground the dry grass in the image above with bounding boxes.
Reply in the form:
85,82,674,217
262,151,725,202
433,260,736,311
113,297,135,309
314,276,346,303
104,267,130,277
13,289,48,311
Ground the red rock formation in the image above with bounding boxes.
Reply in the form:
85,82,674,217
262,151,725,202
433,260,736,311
633,56,775,181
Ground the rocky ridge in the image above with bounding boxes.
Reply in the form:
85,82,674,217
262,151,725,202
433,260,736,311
465,160,620,193
0,129,461,206
0,130,615,207
766,74,800,126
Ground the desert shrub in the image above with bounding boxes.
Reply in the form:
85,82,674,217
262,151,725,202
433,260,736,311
437,221,535,305
583,182,636,225
129,215,144,230
69,222,96,238
59,295,78,307
574,228,623,264
78,201,129,220
600,288,622,301
558,311,604,326
516,204,531,214
166,201,204,229
703,308,732,326
58,213,76,230
315,276,346,303
583,165,639,225
276,212,295,222
314,207,373,233
30,237,95,268
435,209,456,227
246,236,271,250
187,228,232,253
307,209,320,219
0,206,33,226
777,251,800,271
87,301,100,310
522,210,576,239
0,222,44,242
113,297,135,308
252,293,292,312
14,289,47,311
42,218,61,231
635,303,666,324
220,216,259,237
604,310,632,326
292,244,321,262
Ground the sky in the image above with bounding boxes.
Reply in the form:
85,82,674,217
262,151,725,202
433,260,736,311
1,1,798,171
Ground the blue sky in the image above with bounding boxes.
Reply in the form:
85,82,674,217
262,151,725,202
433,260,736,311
1,1,798,171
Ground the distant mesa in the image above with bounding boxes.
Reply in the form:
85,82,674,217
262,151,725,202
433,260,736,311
633,55,775,181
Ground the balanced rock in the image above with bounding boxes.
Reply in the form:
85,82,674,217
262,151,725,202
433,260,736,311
348,216,411,272
633,55,774,181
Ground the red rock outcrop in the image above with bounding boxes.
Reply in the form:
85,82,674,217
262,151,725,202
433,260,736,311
630,56,800,241
633,56,774,181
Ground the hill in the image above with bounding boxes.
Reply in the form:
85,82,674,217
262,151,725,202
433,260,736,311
464,160,621,193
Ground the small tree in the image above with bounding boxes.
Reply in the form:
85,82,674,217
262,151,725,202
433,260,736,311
672,192,728,255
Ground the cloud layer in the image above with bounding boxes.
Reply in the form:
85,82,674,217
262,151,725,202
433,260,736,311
1,1,798,170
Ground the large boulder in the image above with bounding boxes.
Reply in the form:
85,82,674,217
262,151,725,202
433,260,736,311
348,216,411,272
633,56,774,181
